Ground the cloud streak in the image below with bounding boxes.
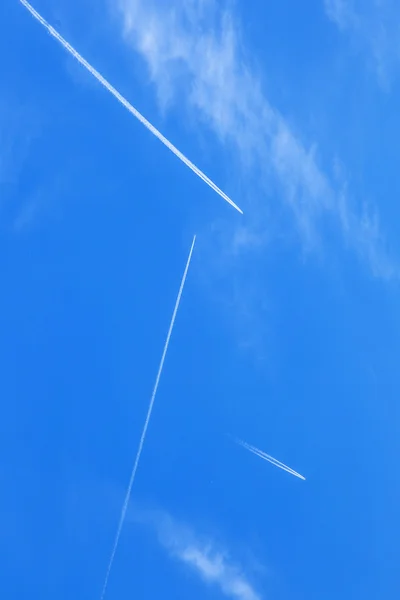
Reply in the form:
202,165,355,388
99,235,196,600
19,0,242,214
325,0,400,88
114,0,396,279
236,438,306,481
132,508,262,600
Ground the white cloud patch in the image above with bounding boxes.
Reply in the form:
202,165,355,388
325,0,400,88
112,0,395,280
131,507,262,600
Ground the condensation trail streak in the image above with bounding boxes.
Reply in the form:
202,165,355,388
19,0,243,214
98,235,196,599
236,438,306,481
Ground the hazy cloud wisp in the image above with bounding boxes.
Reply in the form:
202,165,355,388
132,508,262,600
325,0,400,88
114,0,395,279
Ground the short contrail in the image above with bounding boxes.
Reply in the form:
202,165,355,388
19,0,243,215
238,439,305,480
236,438,306,481
99,235,196,600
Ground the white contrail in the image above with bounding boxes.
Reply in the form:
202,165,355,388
238,439,305,480
246,445,305,480
236,438,306,481
239,439,301,477
239,439,306,480
99,235,196,600
19,0,243,215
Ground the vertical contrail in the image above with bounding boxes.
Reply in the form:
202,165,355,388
99,235,196,599
236,438,306,481
19,0,243,215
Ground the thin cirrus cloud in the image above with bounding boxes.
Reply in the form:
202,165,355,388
325,0,400,89
131,507,262,600
113,0,396,279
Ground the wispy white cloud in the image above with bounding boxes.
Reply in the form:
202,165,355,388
179,547,260,600
325,0,400,88
131,507,262,600
112,0,396,279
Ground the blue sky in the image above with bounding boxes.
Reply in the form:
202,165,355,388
1,0,400,598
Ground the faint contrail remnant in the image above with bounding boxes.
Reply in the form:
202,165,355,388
99,235,196,599
236,438,306,481
19,0,243,215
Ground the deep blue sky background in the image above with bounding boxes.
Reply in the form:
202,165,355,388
1,1,400,599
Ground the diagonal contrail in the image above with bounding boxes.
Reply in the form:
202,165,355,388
246,445,304,479
99,235,197,600
19,0,243,215
240,440,301,477
238,439,305,480
236,438,306,481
